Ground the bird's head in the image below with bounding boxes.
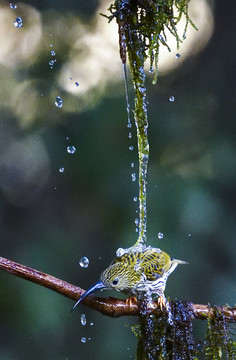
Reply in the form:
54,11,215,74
100,262,139,291
72,262,140,311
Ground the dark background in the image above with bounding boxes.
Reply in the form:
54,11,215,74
0,0,235,359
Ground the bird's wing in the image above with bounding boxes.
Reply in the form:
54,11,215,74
140,249,172,281
111,251,138,266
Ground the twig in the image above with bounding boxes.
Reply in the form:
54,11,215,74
0,256,235,321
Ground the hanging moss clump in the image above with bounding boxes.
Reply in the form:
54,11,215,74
204,305,236,360
103,0,197,247
105,0,197,81
132,299,198,360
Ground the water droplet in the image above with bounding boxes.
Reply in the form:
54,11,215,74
14,17,23,28
128,132,132,139
169,96,175,102
81,337,87,343
90,322,94,326
131,173,136,182
67,145,76,154
133,197,138,202
75,82,79,87
66,136,70,141
149,66,154,74
138,86,146,93
116,248,125,257
131,162,134,168
79,256,89,268
80,314,86,326
135,218,139,226
129,146,134,151
49,60,54,66
55,96,63,108
127,123,131,128
158,232,164,239
51,50,56,56
10,3,17,9
59,167,64,173
188,233,192,237
176,53,181,59
50,43,53,47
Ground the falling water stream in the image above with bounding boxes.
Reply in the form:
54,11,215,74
122,54,149,247
121,47,149,247
122,63,131,128
112,0,197,249
132,66,149,247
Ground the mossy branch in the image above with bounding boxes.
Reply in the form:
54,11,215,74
0,256,235,321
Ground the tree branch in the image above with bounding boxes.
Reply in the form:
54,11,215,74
0,256,235,321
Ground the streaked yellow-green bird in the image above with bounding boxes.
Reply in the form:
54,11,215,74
72,246,187,313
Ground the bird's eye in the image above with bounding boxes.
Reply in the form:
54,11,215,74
112,278,119,285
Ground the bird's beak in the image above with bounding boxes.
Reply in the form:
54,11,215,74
71,281,106,311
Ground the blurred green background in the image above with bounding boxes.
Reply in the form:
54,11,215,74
0,0,235,359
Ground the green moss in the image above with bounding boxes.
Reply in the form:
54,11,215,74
131,301,236,359
132,300,198,359
105,0,197,82
204,305,236,360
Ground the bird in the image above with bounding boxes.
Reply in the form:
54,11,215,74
72,245,187,317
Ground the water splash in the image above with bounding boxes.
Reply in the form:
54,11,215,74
80,314,86,326
10,3,17,9
14,17,23,28
67,145,76,154
116,248,125,257
49,60,54,67
122,63,131,129
55,96,63,108
131,173,136,182
79,256,89,268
